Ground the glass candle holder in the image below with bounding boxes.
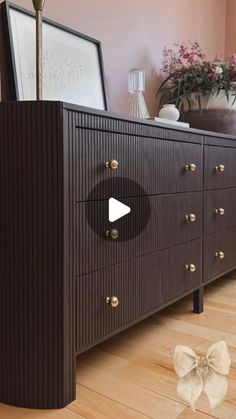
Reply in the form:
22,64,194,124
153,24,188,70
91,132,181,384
126,69,150,118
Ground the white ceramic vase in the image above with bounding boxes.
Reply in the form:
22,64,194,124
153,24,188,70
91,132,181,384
159,104,180,121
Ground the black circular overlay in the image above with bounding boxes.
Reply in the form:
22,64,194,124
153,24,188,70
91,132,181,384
85,177,151,242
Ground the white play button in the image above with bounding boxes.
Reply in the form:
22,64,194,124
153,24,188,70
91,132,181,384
109,198,131,222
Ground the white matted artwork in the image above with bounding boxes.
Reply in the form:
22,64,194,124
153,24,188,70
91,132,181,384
3,2,108,110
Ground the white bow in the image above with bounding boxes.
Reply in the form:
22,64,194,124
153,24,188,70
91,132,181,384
173,341,231,410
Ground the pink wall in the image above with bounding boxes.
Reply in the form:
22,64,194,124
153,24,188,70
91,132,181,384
0,0,226,115
225,0,236,58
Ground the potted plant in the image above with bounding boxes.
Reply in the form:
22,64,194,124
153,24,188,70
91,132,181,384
157,41,236,134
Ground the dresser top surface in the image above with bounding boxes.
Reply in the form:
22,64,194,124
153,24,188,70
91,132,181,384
1,100,236,143
61,101,236,142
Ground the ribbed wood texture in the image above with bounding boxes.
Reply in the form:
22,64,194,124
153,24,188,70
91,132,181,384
73,109,202,144
75,128,203,201
76,239,202,353
204,145,236,190
203,134,236,147
204,188,236,235
75,192,202,276
2,101,236,409
204,227,236,282
0,102,75,408
203,142,236,283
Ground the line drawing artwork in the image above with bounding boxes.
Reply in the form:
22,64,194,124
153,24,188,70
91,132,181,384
8,7,106,108
28,49,88,91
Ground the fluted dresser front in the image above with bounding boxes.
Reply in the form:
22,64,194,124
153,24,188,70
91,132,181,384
0,101,235,409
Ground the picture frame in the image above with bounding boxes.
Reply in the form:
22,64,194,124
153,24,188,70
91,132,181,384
0,1,108,110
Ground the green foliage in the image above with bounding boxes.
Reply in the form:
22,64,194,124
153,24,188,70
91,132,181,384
157,62,236,111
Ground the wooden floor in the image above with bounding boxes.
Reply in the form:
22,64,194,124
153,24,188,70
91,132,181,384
1,273,236,418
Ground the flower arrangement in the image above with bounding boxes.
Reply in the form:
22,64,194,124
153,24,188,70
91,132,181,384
157,41,236,111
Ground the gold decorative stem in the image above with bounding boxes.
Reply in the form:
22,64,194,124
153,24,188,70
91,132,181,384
32,0,45,100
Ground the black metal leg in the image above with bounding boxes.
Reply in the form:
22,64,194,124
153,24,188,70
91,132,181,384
193,287,204,313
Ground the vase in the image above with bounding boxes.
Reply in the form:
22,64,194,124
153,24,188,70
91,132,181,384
186,91,236,111
181,92,236,135
126,69,150,119
159,104,180,121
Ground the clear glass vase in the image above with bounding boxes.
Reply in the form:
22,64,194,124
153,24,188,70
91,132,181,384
126,69,150,119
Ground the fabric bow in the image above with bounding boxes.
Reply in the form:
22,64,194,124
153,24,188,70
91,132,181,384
173,341,231,410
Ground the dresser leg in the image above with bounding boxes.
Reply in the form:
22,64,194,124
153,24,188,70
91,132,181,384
193,287,204,313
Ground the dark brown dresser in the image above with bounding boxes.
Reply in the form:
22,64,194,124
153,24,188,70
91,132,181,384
203,136,236,282
0,101,236,409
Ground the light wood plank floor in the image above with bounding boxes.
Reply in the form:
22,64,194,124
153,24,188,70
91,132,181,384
1,272,236,418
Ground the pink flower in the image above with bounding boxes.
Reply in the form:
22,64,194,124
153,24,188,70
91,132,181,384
230,54,236,67
161,41,205,75
208,70,218,81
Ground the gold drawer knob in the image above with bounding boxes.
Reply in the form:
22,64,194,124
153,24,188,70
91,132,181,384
185,264,196,273
215,164,225,172
185,213,196,222
106,296,119,308
215,251,225,260
106,229,119,240
105,159,119,170
215,208,225,216
185,163,197,172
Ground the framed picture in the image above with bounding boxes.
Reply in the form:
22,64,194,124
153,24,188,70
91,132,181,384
0,1,108,110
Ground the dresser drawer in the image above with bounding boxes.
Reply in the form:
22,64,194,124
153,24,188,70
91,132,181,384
75,129,203,201
204,189,236,235
204,228,236,282
76,239,202,352
204,146,236,190
75,192,202,275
